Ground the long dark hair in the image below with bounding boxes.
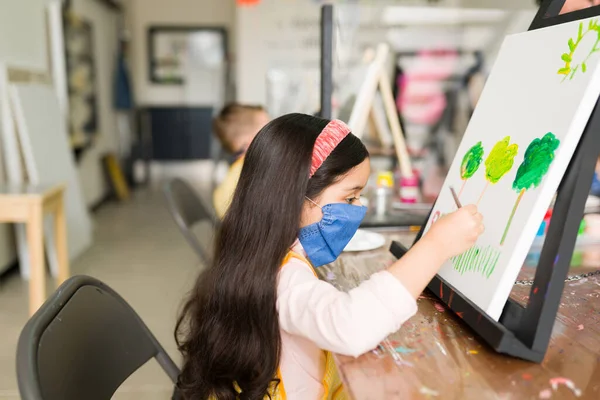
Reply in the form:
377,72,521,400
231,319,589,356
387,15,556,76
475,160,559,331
175,113,368,399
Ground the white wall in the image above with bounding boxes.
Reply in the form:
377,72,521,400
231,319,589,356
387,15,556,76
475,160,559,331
236,0,319,107
127,0,235,105
0,0,120,271
70,0,121,206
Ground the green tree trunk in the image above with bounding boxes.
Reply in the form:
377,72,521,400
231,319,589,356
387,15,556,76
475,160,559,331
501,188,526,246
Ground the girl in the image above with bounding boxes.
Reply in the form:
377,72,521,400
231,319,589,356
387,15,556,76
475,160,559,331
176,114,483,400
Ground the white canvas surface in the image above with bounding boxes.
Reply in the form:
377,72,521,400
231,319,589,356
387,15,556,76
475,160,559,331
423,17,600,320
10,84,92,263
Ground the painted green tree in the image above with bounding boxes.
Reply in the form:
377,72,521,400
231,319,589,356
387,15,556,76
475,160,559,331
558,20,600,81
458,141,484,198
501,132,561,245
477,137,519,205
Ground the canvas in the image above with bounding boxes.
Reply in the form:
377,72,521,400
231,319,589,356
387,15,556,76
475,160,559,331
10,83,93,264
423,17,600,320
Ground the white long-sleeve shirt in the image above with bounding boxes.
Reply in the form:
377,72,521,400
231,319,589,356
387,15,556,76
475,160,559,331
276,242,418,399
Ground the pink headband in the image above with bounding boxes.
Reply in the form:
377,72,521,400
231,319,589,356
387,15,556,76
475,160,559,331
309,119,351,178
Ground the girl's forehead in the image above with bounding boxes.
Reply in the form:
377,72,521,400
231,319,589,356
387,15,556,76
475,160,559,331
335,159,371,188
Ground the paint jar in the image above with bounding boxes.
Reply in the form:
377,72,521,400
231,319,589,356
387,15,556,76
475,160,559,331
374,172,394,217
400,172,419,203
376,171,394,187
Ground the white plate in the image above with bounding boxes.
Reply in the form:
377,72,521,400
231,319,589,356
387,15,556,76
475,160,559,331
344,229,386,252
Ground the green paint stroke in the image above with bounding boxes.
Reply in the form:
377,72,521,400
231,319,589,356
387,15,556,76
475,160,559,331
461,142,484,180
558,20,600,81
513,133,560,191
458,141,484,199
485,137,519,184
450,245,501,279
501,133,561,245
477,137,518,205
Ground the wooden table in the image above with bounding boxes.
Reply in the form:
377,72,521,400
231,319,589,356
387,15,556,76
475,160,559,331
0,184,70,315
318,230,600,400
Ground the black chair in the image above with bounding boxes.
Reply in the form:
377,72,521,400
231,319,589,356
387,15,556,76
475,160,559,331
16,275,180,400
163,178,219,265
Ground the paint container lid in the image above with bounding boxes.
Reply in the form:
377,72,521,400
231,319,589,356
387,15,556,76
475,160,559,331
376,171,394,188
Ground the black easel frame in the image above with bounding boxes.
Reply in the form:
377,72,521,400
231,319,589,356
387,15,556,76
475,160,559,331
389,1,600,362
320,5,334,120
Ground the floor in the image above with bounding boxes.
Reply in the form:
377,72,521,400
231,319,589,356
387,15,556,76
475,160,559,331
0,190,206,399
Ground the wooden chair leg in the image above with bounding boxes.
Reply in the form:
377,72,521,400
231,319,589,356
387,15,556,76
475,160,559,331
27,204,45,316
53,196,70,285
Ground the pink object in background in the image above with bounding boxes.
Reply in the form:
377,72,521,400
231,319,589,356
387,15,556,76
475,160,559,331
396,49,458,126
408,49,459,81
399,88,446,125
400,171,419,203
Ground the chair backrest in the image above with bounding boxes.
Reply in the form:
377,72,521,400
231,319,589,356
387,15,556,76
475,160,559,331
163,178,218,264
16,275,180,400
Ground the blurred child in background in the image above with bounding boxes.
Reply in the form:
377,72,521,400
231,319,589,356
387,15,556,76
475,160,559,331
212,103,270,218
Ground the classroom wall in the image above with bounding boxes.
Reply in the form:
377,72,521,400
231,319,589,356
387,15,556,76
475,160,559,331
70,0,121,207
124,0,235,194
127,0,235,106
0,0,120,272
236,0,317,106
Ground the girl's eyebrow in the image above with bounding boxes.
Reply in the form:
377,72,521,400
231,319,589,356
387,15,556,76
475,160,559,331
346,185,364,191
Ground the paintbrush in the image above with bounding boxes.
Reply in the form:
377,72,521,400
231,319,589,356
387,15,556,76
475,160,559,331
450,186,462,208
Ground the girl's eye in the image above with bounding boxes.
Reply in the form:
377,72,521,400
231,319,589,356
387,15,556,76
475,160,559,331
346,197,358,204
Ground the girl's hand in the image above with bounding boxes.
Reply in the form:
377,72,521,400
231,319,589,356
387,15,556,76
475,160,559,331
424,204,484,259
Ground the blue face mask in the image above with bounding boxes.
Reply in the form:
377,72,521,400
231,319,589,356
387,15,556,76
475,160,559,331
298,200,367,267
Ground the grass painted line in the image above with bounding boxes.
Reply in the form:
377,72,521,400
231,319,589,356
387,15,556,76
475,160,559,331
450,245,501,279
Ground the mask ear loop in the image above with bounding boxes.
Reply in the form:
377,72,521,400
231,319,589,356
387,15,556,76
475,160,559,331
305,197,322,209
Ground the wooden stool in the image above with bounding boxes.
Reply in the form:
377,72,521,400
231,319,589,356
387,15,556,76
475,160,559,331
0,184,70,315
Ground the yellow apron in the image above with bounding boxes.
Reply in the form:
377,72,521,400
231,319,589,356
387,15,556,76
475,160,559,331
267,251,348,400
224,251,348,400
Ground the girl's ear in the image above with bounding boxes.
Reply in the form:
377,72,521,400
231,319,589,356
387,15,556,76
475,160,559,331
305,197,319,208
300,197,322,228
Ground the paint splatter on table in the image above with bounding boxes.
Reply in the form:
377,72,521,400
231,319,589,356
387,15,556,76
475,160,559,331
319,229,600,400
